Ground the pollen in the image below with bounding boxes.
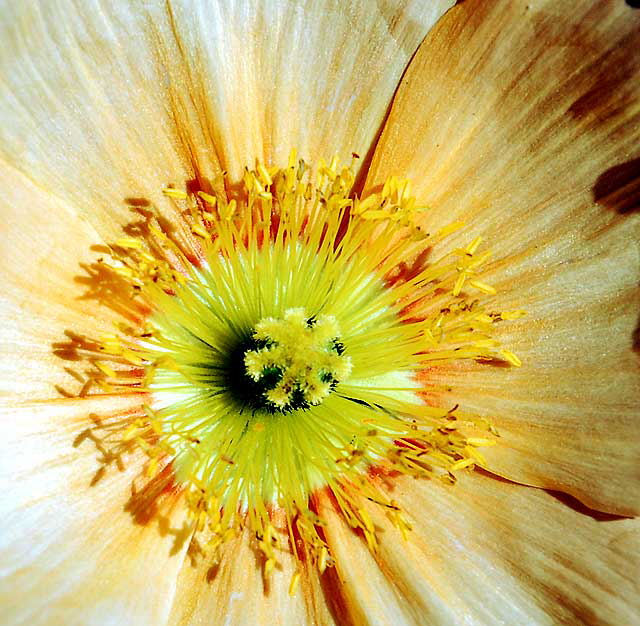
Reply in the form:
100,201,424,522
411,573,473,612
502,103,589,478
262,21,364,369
70,151,525,590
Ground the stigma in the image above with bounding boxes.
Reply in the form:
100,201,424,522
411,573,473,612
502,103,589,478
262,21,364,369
243,308,352,412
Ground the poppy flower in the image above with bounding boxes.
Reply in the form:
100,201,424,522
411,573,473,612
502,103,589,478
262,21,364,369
1,1,638,625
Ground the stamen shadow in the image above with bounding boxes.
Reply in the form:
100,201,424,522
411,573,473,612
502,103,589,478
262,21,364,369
53,195,206,565
53,198,194,396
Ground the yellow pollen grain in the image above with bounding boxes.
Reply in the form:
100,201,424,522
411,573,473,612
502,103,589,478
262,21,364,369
450,457,476,471
500,349,522,367
162,188,188,199
95,361,116,378
468,279,497,295
500,310,527,320
288,571,301,596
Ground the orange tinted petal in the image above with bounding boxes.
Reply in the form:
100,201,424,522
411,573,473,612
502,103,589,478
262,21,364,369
325,473,638,625
368,0,640,515
0,0,454,244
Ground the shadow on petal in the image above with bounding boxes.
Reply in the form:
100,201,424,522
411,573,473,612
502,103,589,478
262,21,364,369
593,157,640,214
546,489,629,522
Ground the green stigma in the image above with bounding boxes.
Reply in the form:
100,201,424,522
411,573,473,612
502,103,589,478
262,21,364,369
241,308,352,413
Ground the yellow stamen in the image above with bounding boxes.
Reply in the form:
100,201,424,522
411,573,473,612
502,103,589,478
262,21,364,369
162,188,188,199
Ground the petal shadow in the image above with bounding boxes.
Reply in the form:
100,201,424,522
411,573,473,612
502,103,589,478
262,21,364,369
593,157,640,214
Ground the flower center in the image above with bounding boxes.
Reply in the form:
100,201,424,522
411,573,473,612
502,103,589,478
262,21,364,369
240,308,352,412
69,152,525,594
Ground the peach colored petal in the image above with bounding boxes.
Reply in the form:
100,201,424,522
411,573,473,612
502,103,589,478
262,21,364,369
0,4,198,243
0,160,129,403
0,147,185,409
159,0,456,179
0,0,454,241
321,494,458,626
325,473,638,625
0,395,189,625
166,521,335,626
367,0,640,515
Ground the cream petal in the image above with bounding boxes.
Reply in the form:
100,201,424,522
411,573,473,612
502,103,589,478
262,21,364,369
0,395,189,625
161,0,455,179
321,494,459,626
367,0,640,514
0,2,200,243
339,473,638,625
0,0,454,241
0,160,135,403
166,520,335,626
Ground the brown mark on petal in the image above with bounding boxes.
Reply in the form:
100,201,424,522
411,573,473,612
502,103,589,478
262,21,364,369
547,489,631,522
124,197,151,208
518,2,640,127
566,28,640,124
593,157,640,215
633,312,640,354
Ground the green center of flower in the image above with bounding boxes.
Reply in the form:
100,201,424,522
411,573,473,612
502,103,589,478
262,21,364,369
240,308,352,413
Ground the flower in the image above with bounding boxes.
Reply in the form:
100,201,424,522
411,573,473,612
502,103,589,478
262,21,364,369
1,1,638,625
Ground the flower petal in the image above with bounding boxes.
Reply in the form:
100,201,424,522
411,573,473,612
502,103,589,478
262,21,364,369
166,521,335,626
0,160,127,402
0,395,189,626
367,0,640,514
327,473,638,625
321,492,458,626
161,0,456,178
0,0,454,240
0,2,199,242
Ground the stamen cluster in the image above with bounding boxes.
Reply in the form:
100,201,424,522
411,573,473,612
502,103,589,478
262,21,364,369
68,152,524,593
